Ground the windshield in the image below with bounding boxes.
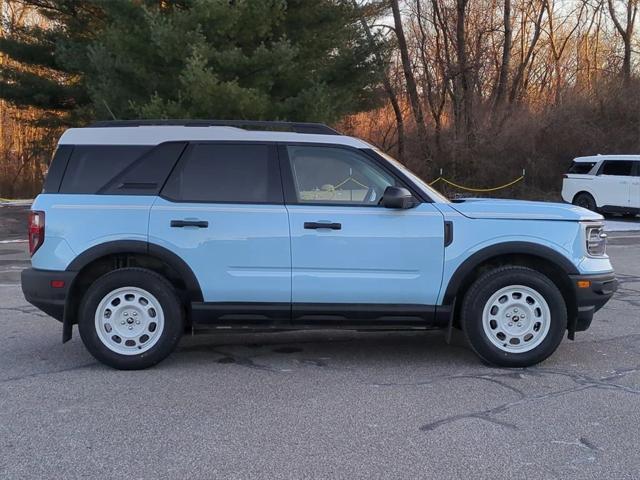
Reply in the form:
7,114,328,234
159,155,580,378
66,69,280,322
374,149,450,203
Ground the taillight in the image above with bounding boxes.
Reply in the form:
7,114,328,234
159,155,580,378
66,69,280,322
28,211,45,256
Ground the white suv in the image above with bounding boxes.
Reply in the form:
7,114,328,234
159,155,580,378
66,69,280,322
562,155,640,216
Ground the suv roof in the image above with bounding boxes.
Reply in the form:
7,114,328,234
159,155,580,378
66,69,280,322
59,120,372,149
573,155,640,162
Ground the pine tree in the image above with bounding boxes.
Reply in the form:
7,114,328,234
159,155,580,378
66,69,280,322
1,0,386,124
0,1,103,125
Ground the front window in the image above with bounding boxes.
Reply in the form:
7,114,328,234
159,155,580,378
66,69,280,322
287,145,397,205
374,149,449,203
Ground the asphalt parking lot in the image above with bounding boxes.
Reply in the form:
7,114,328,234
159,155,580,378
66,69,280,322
1,204,639,479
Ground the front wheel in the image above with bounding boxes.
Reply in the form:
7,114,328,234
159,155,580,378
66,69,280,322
78,268,184,370
461,266,567,367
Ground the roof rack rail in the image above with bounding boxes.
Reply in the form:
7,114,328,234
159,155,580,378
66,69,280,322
89,119,340,135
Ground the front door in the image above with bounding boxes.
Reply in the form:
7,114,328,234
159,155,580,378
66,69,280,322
149,142,291,321
631,161,640,209
280,144,445,322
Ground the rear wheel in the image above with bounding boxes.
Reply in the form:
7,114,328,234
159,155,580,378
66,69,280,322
461,266,567,367
572,192,597,212
78,268,184,370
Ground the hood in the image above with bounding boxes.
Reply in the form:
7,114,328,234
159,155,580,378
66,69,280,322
449,198,603,222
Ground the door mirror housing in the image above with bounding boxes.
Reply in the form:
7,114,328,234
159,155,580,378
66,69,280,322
381,186,416,209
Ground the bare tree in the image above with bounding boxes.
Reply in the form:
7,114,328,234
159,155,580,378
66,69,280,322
390,0,431,160
353,0,406,160
493,0,512,110
607,0,638,83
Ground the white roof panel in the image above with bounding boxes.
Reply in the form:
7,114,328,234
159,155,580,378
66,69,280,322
573,154,640,162
58,126,372,149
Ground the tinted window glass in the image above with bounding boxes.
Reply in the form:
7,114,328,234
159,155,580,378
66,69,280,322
43,145,73,193
100,142,186,196
634,162,640,176
59,145,152,194
162,144,282,203
568,161,595,174
600,161,634,176
287,146,397,205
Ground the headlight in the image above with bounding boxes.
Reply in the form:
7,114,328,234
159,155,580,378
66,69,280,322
585,224,607,256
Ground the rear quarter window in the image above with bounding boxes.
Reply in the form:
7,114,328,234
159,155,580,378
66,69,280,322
567,161,596,174
59,145,152,194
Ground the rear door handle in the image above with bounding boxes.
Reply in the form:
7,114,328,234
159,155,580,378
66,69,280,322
170,220,209,228
304,222,342,230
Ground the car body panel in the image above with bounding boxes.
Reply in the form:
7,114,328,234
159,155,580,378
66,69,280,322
286,202,445,305
149,197,291,303
433,204,613,304
449,198,602,221
30,194,154,270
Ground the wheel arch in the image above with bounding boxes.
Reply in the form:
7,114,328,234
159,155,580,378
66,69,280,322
443,242,579,333
572,190,598,207
62,240,202,342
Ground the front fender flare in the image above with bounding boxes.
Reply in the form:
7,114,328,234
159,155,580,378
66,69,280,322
441,241,579,305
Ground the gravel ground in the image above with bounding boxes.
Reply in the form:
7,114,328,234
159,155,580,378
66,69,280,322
1,204,639,479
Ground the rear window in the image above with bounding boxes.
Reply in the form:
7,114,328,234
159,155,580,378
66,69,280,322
599,160,634,176
161,143,282,204
567,161,595,174
59,145,152,194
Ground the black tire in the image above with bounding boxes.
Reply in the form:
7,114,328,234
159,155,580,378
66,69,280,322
78,268,184,370
461,266,567,368
572,192,597,212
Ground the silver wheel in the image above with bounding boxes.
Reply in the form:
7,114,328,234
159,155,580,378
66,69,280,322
94,286,165,355
481,285,551,353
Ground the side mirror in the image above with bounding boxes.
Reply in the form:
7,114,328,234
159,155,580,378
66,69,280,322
381,186,415,209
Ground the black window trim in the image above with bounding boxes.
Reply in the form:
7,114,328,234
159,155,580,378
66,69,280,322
159,141,285,205
277,142,430,207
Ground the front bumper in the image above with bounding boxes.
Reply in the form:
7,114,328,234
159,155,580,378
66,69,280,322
21,268,77,322
569,272,618,333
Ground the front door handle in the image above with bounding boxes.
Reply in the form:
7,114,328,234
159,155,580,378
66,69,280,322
170,220,209,228
304,221,342,230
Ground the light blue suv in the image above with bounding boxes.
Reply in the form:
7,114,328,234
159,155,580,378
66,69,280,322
21,120,617,369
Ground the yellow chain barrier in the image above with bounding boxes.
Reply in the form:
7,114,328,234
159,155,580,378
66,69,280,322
428,175,525,192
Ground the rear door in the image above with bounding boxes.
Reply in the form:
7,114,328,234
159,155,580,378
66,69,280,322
593,160,634,208
149,142,291,319
280,144,445,322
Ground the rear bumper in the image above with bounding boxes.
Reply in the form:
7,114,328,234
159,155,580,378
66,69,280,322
569,272,618,332
21,268,76,322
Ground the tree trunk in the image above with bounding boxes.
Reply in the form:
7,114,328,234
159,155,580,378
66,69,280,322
353,0,405,160
493,0,512,111
455,0,473,145
607,0,638,85
390,0,430,161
